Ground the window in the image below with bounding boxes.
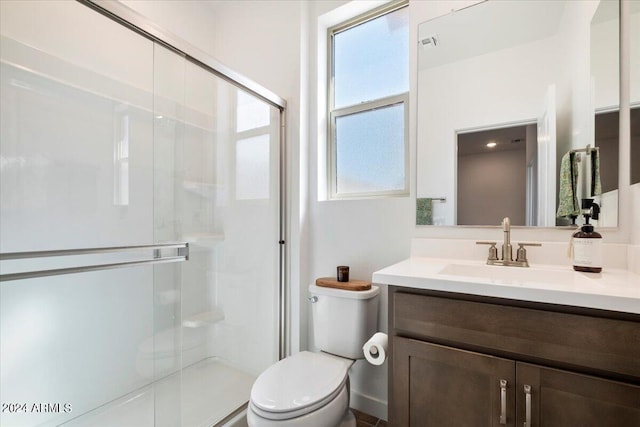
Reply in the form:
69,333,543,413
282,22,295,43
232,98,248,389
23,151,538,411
328,1,409,199
235,90,273,200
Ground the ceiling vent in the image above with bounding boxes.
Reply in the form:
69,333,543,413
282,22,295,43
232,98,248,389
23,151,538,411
420,35,438,49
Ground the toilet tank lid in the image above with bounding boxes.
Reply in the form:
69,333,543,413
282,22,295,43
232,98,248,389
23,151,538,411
309,284,379,299
250,351,349,414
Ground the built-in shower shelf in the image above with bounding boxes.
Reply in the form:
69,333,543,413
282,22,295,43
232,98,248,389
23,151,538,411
184,233,225,249
183,180,223,199
183,308,225,328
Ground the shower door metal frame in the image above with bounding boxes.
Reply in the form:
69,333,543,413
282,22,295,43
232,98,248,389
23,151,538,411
76,0,289,359
0,242,189,282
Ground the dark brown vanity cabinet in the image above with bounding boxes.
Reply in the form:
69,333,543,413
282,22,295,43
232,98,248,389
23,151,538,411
393,337,516,426
389,287,640,427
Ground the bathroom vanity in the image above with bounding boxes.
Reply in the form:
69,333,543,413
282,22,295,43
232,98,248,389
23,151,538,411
374,257,640,427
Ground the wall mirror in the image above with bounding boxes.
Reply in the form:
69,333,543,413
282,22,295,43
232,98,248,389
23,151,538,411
632,1,640,185
416,0,619,227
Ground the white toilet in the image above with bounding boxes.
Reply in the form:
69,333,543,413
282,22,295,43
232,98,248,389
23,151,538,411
247,283,380,427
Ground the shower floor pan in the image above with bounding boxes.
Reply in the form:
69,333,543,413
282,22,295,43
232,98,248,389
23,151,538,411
62,357,255,427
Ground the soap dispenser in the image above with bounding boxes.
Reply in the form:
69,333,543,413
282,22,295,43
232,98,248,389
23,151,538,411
572,200,602,273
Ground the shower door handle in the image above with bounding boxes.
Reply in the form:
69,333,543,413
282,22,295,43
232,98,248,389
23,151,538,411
0,242,189,282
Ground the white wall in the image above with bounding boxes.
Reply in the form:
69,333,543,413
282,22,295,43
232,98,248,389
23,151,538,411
592,8,620,110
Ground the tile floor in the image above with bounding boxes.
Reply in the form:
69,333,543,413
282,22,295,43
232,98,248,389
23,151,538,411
352,408,388,427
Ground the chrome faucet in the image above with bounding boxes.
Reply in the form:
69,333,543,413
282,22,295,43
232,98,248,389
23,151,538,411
477,217,541,267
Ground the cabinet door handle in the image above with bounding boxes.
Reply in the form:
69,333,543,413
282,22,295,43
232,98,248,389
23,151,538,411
499,379,507,424
523,384,532,427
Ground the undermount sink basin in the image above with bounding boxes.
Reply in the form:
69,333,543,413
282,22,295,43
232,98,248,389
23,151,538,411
438,263,578,285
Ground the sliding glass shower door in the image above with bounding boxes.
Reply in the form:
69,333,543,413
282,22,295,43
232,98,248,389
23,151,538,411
150,43,282,427
0,1,282,426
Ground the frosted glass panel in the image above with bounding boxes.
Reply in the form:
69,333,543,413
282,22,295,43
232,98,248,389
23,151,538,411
236,90,270,132
236,135,270,200
333,6,409,109
0,267,154,427
335,103,405,194
0,0,154,253
214,86,280,377
152,45,186,427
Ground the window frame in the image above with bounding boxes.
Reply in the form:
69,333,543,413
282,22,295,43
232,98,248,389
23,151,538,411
327,0,410,200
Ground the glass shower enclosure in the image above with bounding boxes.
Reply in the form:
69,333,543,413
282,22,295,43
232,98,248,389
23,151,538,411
0,1,285,426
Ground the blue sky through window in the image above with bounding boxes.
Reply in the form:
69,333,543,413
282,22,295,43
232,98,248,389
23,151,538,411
333,7,409,109
332,5,408,196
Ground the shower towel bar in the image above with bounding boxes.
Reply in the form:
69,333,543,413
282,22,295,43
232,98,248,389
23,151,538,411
569,144,599,155
0,242,189,282
0,242,188,260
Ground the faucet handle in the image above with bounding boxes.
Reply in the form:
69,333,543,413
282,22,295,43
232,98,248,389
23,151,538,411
477,241,499,261
516,242,542,264
517,242,542,248
502,217,511,230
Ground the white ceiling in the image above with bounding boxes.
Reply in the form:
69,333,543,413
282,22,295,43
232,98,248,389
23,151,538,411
457,124,530,156
418,0,567,70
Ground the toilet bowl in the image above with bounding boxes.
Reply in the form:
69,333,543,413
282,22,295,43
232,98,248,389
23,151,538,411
248,285,380,427
247,352,354,427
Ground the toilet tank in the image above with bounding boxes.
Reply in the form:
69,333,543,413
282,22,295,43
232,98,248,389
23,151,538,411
309,284,380,359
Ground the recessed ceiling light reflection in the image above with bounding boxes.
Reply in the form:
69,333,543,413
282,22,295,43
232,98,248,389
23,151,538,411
486,142,497,148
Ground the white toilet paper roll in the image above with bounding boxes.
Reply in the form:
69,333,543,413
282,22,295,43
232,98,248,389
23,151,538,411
363,332,388,366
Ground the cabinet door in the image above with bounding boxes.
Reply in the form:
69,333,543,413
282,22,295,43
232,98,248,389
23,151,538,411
391,337,516,427
516,363,640,427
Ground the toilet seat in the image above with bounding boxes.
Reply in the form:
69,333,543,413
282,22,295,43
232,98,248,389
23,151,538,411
250,351,350,420
247,382,350,427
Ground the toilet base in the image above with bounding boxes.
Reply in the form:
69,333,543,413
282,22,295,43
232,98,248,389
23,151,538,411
248,407,355,427
339,409,356,427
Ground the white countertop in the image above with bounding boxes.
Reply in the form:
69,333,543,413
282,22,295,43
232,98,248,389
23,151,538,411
373,257,640,314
